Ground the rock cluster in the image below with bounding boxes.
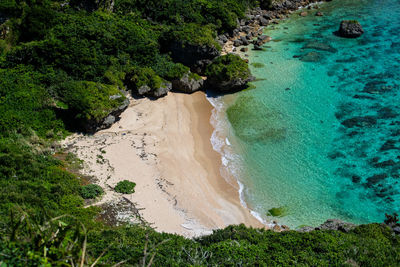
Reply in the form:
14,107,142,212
217,0,329,52
337,20,364,38
136,82,172,98
172,72,204,93
298,219,356,233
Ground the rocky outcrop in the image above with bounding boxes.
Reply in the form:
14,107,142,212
207,75,255,92
254,35,271,50
169,42,220,74
172,72,204,93
302,41,337,53
85,96,130,133
384,213,400,235
337,20,364,38
132,82,172,98
298,219,356,233
152,82,172,98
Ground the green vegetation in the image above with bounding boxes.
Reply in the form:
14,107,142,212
80,184,104,199
170,23,221,49
206,54,251,88
1,216,399,266
1,0,399,265
114,180,136,194
251,62,265,68
267,206,289,217
126,67,164,92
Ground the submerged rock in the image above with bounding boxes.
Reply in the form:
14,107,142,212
337,20,364,38
300,51,322,62
302,41,338,53
341,116,377,128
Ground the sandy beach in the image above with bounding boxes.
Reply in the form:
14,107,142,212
63,92,263,238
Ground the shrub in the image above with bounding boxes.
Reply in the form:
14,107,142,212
206,54,251,83
171,23,220,49
151,55,189,81
80,184,104,199
125,67,164,91
59,81,126,122
114,180,136,194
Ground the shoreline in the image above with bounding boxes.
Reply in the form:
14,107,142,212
63,92,263,238
62,1,334,236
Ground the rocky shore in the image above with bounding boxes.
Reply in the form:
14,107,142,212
219,0,332,55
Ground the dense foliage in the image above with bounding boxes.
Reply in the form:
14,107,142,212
1,0,399,265
80,184,104,199
206,54,251,82
1,216,399,266
114,180,136,194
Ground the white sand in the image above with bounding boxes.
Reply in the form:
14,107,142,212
63,92,263,238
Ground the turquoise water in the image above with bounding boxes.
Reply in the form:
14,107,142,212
215,0,400,228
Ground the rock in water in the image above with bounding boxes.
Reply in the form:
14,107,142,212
337,20,364,38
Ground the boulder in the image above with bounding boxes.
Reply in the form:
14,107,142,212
172,72,204,93
137,85,151,95
300,11,308,17
300,51,322,62
337,20,364,38
315,12,323,16
302,41,338,53
253,35,271,50
240,36,249,46
151,82,172,98
85,98,130,133
259,17,269,26
133,82,171,98
233,39,243,47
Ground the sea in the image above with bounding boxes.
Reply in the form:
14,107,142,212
208,0,400,228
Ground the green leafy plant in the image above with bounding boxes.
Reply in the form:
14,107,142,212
206,54,251,83
114,180,136,194
80,184,104,199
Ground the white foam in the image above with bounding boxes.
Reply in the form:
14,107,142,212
206,94,271,228
225,137,231,146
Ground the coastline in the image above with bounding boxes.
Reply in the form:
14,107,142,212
63,92,263,238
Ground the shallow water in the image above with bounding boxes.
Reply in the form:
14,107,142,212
210,0,400,228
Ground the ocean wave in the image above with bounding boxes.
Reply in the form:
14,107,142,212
206,94,273,227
